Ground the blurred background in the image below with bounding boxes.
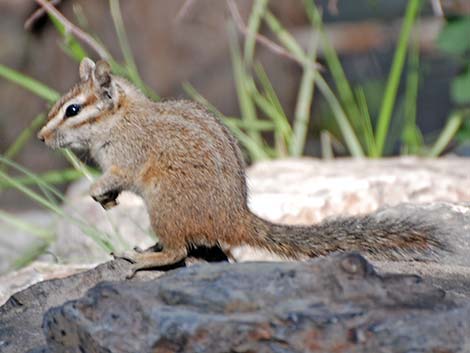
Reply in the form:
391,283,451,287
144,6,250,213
0,0,470,271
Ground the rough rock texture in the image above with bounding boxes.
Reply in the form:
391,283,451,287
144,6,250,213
0,247,228,353
39,254,470,352
2,251,470,352
0,259,162,353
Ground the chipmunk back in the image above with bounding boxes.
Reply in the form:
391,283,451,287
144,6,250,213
38,58,448,277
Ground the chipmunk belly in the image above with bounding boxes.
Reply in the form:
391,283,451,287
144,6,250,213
135,152,248,248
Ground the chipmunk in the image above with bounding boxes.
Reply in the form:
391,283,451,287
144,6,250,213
38,58,447,277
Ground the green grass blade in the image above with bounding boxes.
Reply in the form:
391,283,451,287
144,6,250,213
183,82,226,117
375,0,423,156
355,87,377,156
254,64,292,143
49,14,88,61
263,8,363,156
11,242,50,271
264,11,306,60
0,157,118,252
428,112,464,157
0,65,59,102
223,119,272,160
109,0,159,100
228,24,264,156
0,168,86,190
316,75,365,157
1,114,45,173
0,168,65,215
244,0,269,65
320,130,334,159
303,0,364,143
0,167,114,252
62,149,95,181
0,210,54,242
224,117,275,131
248,90,287,156
0,156,66,201
402,33,423,155
183,82,270,160
290,33,319,156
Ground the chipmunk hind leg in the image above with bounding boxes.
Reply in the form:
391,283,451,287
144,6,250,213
115,246,188,279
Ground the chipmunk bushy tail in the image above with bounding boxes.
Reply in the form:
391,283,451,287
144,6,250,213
247,211,445,261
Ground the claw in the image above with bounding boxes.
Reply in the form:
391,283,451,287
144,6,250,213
133,246,144,253
126,266,139,279
102,199,118,210
91,190,120,210
112,251,138,264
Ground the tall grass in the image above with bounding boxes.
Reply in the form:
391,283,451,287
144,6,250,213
187,0,462,160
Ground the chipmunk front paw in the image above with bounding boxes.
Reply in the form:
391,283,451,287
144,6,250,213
90,187,120,210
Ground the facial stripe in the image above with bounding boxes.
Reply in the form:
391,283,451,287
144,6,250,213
42,92,87,136
47,84,82,121
82,94,98,108
69,109,109,129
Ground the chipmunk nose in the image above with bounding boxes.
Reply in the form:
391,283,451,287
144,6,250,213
37,131,45,142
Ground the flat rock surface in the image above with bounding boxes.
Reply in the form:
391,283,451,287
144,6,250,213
39,254,470,353
47,157,470,263
248,157,470,224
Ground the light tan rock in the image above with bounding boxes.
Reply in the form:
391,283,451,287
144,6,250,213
0,262,94,306
247,157,470,224
51,157,470,263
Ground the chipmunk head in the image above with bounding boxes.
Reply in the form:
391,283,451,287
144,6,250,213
37,57,120,150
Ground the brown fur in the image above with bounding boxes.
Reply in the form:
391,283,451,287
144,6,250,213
38,58,448,276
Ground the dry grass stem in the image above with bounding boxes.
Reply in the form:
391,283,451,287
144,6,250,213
25,0,62,30
32,0,110,60
226,0,321,70
175,0,198,23
430,0,444,17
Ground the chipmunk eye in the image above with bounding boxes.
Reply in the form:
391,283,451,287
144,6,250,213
65,104,81,118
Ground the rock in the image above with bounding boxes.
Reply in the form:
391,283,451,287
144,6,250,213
50,157,470,263
2,158,470,351
0,247,227,353
0,262,94,307
39,253,470,353
0,210,56,274
247,157,470,224
0,259,162,353
52,182,155,263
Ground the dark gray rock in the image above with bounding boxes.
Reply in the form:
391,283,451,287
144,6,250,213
0,259,162,353
0,246,228,353
41,253,470,353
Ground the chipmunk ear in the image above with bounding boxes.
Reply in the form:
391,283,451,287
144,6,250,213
93,60,112,88
79,57,95,82
92,60,116,102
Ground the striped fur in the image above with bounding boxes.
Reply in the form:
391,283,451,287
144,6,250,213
38,58,451,275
